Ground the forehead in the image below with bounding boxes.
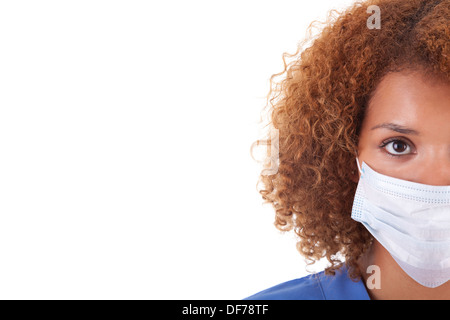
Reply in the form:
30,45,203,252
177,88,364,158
365,71,450,132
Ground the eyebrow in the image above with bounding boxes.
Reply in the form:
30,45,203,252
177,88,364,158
370,123,420,135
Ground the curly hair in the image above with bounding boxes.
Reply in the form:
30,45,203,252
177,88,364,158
253,0,450,281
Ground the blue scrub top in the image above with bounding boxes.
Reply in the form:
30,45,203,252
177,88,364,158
244,267,370,300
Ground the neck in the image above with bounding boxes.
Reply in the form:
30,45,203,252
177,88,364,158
358,240,450,300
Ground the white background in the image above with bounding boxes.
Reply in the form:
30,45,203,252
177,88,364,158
0,0,357,299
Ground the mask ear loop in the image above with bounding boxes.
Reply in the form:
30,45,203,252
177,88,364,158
355,157,363,174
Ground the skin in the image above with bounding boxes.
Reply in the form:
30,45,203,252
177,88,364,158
350,70,450,300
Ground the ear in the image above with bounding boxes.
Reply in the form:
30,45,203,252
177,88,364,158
350,154,360,183
350,169,360,183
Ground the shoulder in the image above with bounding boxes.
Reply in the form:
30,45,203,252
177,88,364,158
244,267,370,300
244,273,324,300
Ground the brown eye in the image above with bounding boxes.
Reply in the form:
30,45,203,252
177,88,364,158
392,141,407,152
383,139,412,156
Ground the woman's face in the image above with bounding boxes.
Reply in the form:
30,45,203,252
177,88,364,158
356,71,450,185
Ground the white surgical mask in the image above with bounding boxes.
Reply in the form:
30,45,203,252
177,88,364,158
351,158,450,288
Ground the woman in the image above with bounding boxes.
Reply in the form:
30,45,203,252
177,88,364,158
246,0,450,300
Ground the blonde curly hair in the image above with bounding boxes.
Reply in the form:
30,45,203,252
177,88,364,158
253,0,450,280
